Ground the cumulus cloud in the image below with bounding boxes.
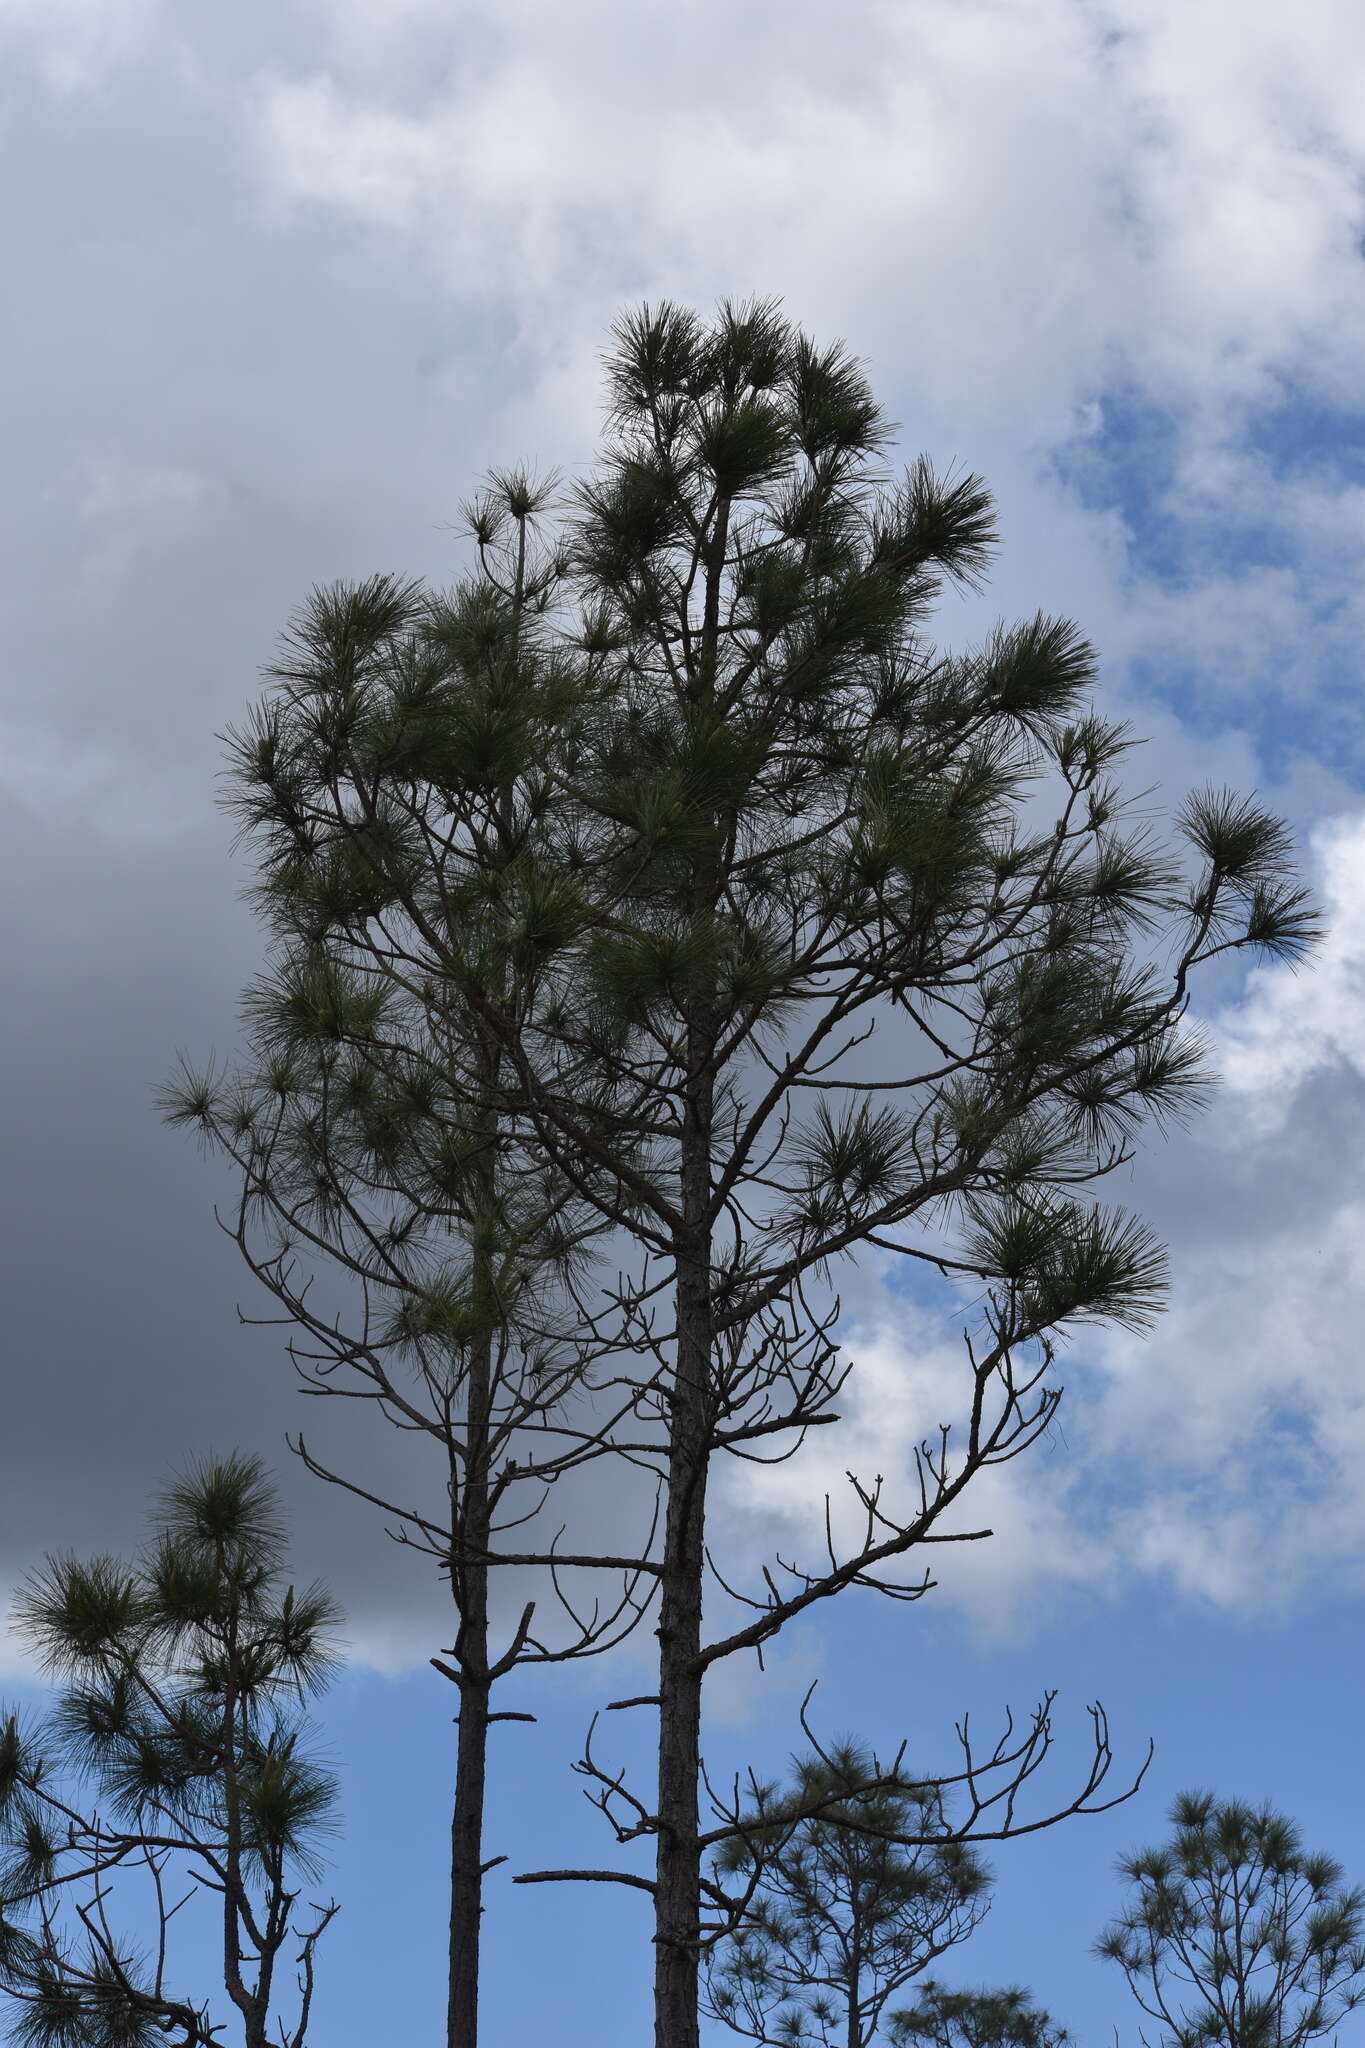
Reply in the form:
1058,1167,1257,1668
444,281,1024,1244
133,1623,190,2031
238,0,1365,757
716,1297,1113,1647
244,0,1365,427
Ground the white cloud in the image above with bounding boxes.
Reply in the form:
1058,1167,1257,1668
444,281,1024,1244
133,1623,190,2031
250,74,449,234
1216,814,1365,1111
721,816,1365,1634
245,0,1365,431
245,0,1365,1649
237,0,1365,756
5,0,1365,1670
716,1297,1113,1647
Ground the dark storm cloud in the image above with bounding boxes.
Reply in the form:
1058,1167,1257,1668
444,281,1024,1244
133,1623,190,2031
0,18,583,1667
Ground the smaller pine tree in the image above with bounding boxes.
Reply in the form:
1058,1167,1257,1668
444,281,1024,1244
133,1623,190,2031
705,1743,992,2048
1097,1791,1365,2048
0,1454,340,2048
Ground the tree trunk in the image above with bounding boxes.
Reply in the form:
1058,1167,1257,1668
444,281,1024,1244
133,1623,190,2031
653,1260,709,2048
656,531,725,2048
448,999,504,2048
448,1652,490,2048
846,1942,862,2048
654,1073,714,2048
448,1316,495,2048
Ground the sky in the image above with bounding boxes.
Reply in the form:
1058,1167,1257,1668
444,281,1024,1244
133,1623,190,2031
2,0,1365,2039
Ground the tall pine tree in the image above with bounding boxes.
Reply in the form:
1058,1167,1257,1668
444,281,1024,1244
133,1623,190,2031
177,300,1315,2048
165,483,652,2048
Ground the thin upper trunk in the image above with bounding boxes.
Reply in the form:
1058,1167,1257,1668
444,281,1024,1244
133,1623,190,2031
653,528,726,2048
846,1939,862,2048
447,579,532,2046
447,1430,492,2048
219,1621,265,2048
653,1249,710,2043
654,1059,714,2048
449,1008,502,2048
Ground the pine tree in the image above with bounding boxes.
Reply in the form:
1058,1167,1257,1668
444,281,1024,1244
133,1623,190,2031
0,1455,338,2048
704,1742,991,2047
163,478,653,2048
175,299,1316,2048
1097,1792,1365,2048
502,301,1314,2044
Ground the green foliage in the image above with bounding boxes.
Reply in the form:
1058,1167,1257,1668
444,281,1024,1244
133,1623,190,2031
706,1745,992,2048
1177,792,1321,964
972,614,1098,734
1096,1793,1365,2048
963,1196,1169,1334
165,298,1320,2048
0,1458,340,2048
889,1982,1070,2048
7,1956,172,2048
178,298,1317,1387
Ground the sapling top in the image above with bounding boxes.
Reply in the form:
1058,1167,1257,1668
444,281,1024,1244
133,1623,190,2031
0,1454,339,2048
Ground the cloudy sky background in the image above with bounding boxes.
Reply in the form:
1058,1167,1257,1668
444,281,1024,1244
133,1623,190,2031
4,0,1365,2039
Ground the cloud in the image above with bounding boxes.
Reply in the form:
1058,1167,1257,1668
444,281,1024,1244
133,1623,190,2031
723,815,1365,1635
244,0,1365,429
716,1299,1113,1647
1087,813,1365,1605
1216,815,1365,1110
240,0,1365,760
3,0,1365,1679
0,0,167,94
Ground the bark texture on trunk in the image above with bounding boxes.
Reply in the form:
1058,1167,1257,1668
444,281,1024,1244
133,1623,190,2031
846,1945,862,2048
448,1003,503,2048
448,1656,490,2048
447,1241,496,2047
653,586,726,2048
653,1266,709,2048
654,1066,714,2048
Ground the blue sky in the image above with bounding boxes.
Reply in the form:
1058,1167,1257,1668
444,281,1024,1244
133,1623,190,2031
3,0,1365,2042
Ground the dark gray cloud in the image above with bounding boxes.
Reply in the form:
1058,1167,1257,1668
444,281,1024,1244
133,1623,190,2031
0,17,552,1665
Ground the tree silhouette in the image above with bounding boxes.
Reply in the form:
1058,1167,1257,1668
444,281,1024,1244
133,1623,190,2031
1097,1792,1365,2048
0,1455,339,2048
172,298,1316,2048
704,1741,991,2047
163,481,655,2048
